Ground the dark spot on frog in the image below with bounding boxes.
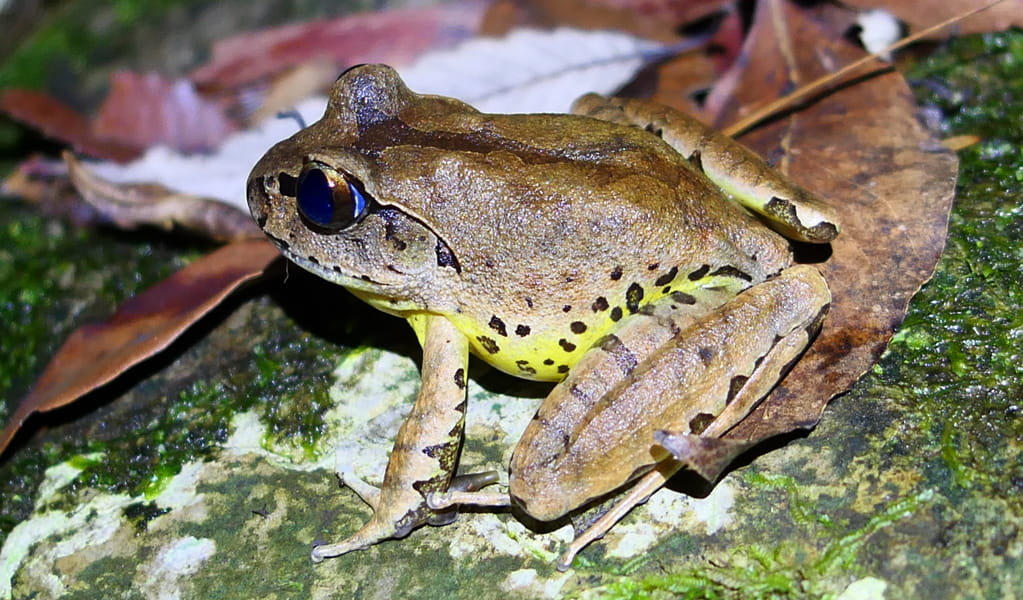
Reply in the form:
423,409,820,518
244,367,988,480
806,303,830,338
570,321,587,334
484,257,496,268
436,239,460,271
688,149,705,173
689,412,715,434
543,358,555,366
489,315,508,337
697,347,714,364
592,296,609,312
726,375,749,405
626,283,644,313
569,384,592,402
662,286,672,294
710,265,753,282
515,324,531,337
525,297,534,308
688,264,710,280
559,339,577,352
516,360,536,376
610,266,623,281
598,334,638,375
361,275,372,282
379,211,408,251
453,368,466,390
476,335,500,354
610,307,623,322
766,196,838,241
562,305,572,313
647,262,659,271
644,123,664,138
307,255,320,265
255,213,268,228
333,266,343,273
655,266,678,287
671,291,697,305
452,398,467,415
557,365,570,374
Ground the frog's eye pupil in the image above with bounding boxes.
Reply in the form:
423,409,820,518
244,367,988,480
296,165,368,231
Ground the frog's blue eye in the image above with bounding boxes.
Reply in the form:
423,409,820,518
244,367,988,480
296,164,369,231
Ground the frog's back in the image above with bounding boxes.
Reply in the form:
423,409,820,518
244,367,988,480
366,112,792,380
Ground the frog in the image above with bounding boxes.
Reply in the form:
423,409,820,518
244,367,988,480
246,64,839,570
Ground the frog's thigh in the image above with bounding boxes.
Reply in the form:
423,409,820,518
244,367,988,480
509,265,830,522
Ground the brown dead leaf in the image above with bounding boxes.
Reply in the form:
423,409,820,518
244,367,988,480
0,239,281,457
706,0,958,442
64,153,261,242
846,0,1022,35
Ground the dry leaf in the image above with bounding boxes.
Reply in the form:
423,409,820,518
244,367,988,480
0,239,280,457
0,90,140,162
846,0,1022,35
400,28,665,113
65,153,261,241
92,71,236,154
706,0,958,442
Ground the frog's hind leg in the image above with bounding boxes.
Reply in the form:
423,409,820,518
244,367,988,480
311,315,470,562
540,265,826,572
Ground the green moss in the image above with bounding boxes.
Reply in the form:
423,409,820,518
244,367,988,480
0,202,349,533
877,30,1023,508
592,487,932,600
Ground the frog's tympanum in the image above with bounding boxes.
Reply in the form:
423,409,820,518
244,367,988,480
247,64,839,570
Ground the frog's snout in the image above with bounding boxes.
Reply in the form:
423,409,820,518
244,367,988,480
246,175,270,228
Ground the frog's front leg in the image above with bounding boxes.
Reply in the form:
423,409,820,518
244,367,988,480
311,314,470,562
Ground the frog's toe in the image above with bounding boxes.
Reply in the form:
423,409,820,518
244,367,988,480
337,469,381,509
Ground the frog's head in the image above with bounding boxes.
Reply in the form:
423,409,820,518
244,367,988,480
247,64,468,310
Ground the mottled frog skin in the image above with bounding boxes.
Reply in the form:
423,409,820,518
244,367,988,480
247,64,838,569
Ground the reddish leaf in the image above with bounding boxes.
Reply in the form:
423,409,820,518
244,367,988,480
0,90,140,162
1,73,236,161
93,72,236,154
189,4,489,90
706,0,958,441
0,239,281,457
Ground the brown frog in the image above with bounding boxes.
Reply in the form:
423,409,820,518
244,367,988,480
247,64,837,569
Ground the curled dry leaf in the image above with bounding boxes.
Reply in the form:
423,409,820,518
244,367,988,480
65,153,262,242
706,0,958,442
0,239,281,457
